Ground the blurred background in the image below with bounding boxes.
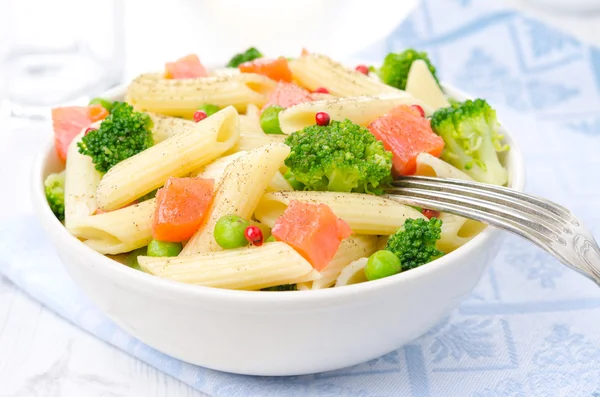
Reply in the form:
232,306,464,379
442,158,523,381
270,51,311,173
1,0,599,119
0,0,419,118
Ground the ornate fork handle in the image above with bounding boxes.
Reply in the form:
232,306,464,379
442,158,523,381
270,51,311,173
572,234,600,284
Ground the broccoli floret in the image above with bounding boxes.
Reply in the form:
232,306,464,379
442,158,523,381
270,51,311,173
261,284,298,291
226,47,263,68
386,218,444,271
282,169,305,191
378,49,439,90
284,119,393,194
430,99,509,186
78,102,153,173
44,171,66,221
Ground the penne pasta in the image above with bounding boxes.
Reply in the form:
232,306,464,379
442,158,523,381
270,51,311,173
139,242,318,289
415,152,473,181
254,191,425,235
436,212,486,253
193,152,247,185
414,153,486,252
334,257,369,287
209,67,241,77
405,59,450,111
266,171,293,192
312,235,378,290
68,198,155,255
96,106,240,211
194,151,292,192
376,235,389,251
296,282,311,291
239,103,263,134
126,72,276,118
148,112,198,143
278,93,432,134
181,143,291,255
228,132,286,153
64,130,102,228
289,53,400,96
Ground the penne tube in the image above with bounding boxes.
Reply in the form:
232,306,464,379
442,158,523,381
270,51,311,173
209,67,240,78
312,235,378,290
334,257,369,287
194,152,292,192
414,153,486,252
181,143,291,255
68,199,155,255
376,235,389,251
296,282,312,291
239,103,263,134
278,94,432,134
126,72,276,118
139,242,318,289
193,152,247,184
246,104,260,116
254,191,425,235
96,106,240,211
415,153,473,181
228,132,286,153
405,59,450,111
64,129,102,228
289,53,400,97
148,112,198,143
266,171,293,192
436,212,486,253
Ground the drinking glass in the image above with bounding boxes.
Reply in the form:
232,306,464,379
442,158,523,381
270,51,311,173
0,0,125,118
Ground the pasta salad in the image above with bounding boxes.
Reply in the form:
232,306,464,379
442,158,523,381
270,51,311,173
44,48,509,291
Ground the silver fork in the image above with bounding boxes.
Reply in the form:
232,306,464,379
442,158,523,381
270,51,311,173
385,176,600,285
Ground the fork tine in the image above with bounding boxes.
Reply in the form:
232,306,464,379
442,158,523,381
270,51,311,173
391,178,570,231
384,192,557,251
392,176,577,225
388,177,600,287
384,187,567,246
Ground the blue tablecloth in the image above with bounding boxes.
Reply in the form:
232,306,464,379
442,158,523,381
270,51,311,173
2,0,600,395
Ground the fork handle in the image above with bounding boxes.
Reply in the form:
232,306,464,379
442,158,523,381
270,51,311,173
573,234,600,285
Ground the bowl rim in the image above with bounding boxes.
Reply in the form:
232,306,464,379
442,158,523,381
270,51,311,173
31,83,526,304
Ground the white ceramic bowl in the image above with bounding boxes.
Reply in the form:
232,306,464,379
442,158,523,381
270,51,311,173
31,85,525,376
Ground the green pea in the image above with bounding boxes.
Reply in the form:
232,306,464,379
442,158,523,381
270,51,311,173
89,97,114,112
214,215,250,249
364,250,402,281
266,235,276,243
197,104,220,117
126,247,147,271
147,239,182,257
283,170,305,191
260,106,285,134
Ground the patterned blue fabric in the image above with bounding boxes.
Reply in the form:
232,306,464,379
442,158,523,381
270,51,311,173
2,0,600,395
